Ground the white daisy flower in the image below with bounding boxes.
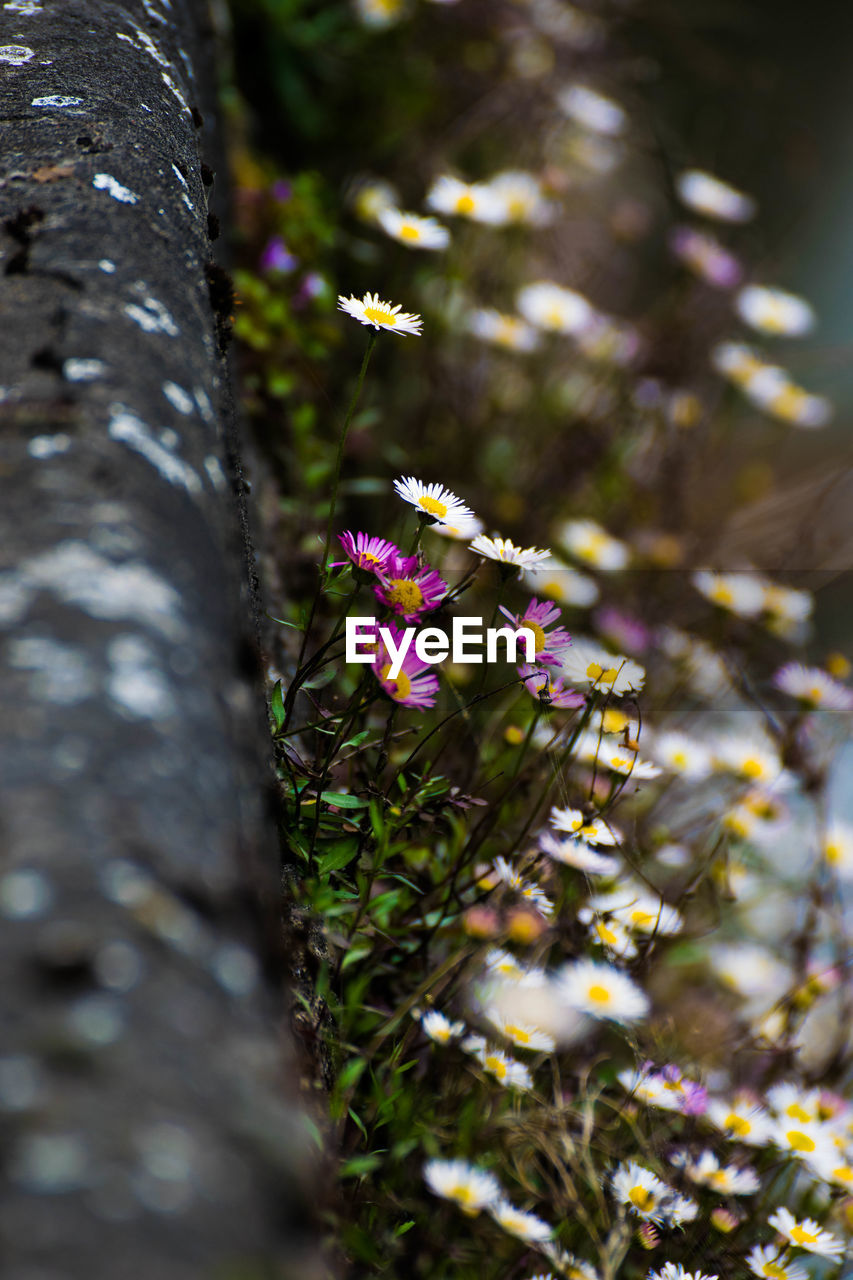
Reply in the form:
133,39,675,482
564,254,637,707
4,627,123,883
470,534,551,571
712,735,784,785
491,856,554,916
618,1067,691,1111
338,291,422,335
354,0,407,28
590,707,640,737
487,171,554,226
349,176,399,223
577,735,662,780
516,280,593,335
559,639,645,695
419,1009,465,1044
691,570,766,617
611,1163,675,1223
546,1252,598,1280
773,663,853,712
762,582,813,625
649,1265,719,1280
674,1149,759,1194
822,822,853,876
709,944,792,1003
558,518,630,570
747,1245,808,1280
590,884,683,936
423,1158,501,1213
549,806,619,846
557,84,627,136
735,285,816,337
766,1083,822,1125
706,1096,776,1146
394,475,474,523
539,831,621,876
377,206,450,250
651,731,712,779
807,1152,853,1191
744,368,832,428
480,1009,555,1053
768,1207,844,1258
466,308,541,352
483,948,527,981
462,1036,534,1090
523,558,600,607
554,959,649,1022
427,513,484,541
425,175,506,223
772,1119,838,1164
580,909,637,958
489,1198,553,1243
676,169,756,223
711,340,764,384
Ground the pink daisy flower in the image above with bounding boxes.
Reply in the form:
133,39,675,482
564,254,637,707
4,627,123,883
499,598,571,667
374,554,449,621
518,664,585,709
372,625,440,709
335,531,399,575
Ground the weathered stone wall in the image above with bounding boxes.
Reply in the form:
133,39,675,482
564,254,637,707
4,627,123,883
0,2,321,1275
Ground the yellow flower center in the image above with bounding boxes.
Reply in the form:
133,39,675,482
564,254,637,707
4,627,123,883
786,1104,813,1123
629,909,655,928
587,983,611,1005
807,686,824,704
452,1183,476,1207
602,709,628,733
586,662,618,685
386,579,424,613
597,923,618,945
379,664,412,702
764,1265,787,1280
360,551,383,566
825,841,840,864
399,222,422,242
455,193,475,215
417,495,448,518
832,1166,853,1184
363,305,397,326
671,750,688,769
786,1130,816,1153
790,1226,819,1246
485,1055,508,1080
710,1170,729,1188
507,196,528,219
628,1186,654,1210
545,305,565,328
581,531,608,560
771,387,805,419
711,583,734,606
741,757,764,779
725,1113,751,1137
520,618,547,653
506,1024,530,1045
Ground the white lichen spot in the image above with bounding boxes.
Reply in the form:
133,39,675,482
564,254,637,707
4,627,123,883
22,540,185,639
211,943,258,996
193,386,214,422
162,380,193,415
93,172,138,204
11,1133,90,1194
100,859,152,908
161,70,190,115
136,1122,195,1187
0,1056,43,1112
0,869,53,920
0,574,34,627
140,102,152,112
181,191,193,212
32,95,83,108
178,47,194,81
7,635,96,705
67,995,126,1047
203,456,227,492
98,258,116,273
63,358,106,382
108,406,201,495
170,163,188,188
124,290,179,336
108,634,176,720
140,0,168,23
4,0,44,14
0,45,34,65
159,428,179,449
28,432,71,458
94,940,142,992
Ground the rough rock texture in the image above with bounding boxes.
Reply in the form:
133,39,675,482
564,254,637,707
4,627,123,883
0,2,322,1275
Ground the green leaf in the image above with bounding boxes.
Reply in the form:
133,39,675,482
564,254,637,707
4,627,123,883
347,1107,369,1140
341,730,371,750
321,792,368,809
339,1153,383,1179
316,838,359,876
393,1220,415,1237
338,1058,367,1091
270,680,285,732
